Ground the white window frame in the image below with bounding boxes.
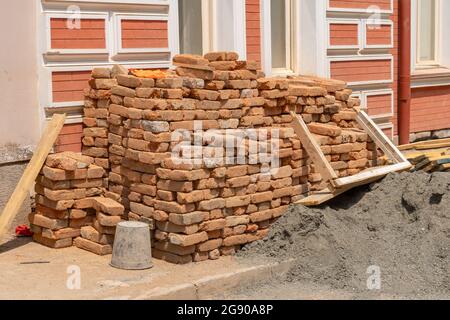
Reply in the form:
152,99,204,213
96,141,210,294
113,13,171,56
44,12,109,55
261,0,298,76
364,89,395,121
326,54,394,87
362,19,394,50
327,18,361,51
38,0,176,126
415,0,440,67
176,0,213,55
326,0,394,14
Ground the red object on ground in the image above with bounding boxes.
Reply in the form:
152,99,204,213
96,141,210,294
15,225,33,237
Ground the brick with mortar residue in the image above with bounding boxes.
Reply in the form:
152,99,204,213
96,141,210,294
199,219,226,232
93,197,124,216
154,200,195,214
198,198,226,211
169,212,208,226
226,196,251,208
111,85,136,98
116,75,141,88
74,237,112,255
169,232,208,247
29,213,68,230
96,212,121,227
156,221,199,235
157,180,193,192
308,122,342,137
35,195,74,211
251,191,273,204
223,235,249,246
153,248,193,264
226,165,248,178
153,241,195,256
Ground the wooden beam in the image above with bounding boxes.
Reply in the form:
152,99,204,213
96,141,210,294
290,111,338,182
0,114,66,238
398,138,450,151
333,162,412,189
296,187,351,206
355,110,407,163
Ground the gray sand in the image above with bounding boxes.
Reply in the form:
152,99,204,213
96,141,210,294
238,172,450,297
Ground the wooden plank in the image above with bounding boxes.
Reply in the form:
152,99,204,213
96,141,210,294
0,114,66,237
355,110,407,163
333,162,412,189
415,142,450,150
296,169,402,206
296,187,351,206
398,138,450,151
290,111,338,182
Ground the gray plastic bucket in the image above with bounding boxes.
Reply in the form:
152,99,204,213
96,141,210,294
110,221,153,270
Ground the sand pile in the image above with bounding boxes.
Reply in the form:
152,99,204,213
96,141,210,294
239,172,450,295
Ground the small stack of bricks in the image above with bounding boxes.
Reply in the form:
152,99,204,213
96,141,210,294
31,51,385,264
74,196,125,256
30,152,106,248
82,68,117,171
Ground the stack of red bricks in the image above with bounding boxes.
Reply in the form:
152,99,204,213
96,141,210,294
100,52,351,264
31,51,381,264
30,152,106,248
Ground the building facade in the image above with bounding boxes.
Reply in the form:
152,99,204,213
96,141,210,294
1,0,449,163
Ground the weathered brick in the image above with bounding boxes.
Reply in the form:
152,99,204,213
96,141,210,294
74,237,112,255
169,232,208,247
199,219,226,232
169,212,208,226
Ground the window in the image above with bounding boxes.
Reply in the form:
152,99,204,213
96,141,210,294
417,0,439,66
270,0,294,72
178,0,204,55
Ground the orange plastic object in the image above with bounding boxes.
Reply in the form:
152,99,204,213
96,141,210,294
130,69,168,79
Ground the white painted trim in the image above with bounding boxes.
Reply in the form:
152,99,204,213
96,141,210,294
364,89,395,120
168,0,179,58
43,0,170,5
233,0,247,60
377,122,395,141
260,0,299,76
326,0,394,14
42,0,170,13
48,101,85,109
202,0,214,54
326,54,394,86
326,18,361,50
260,0,272,74
112,13,170,56
415,0,440,66
38,0,175,117
44,12,109,55
362,19,394,50
351,92,366,113
314,0,328,77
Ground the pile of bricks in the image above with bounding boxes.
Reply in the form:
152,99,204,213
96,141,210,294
30,152,106,248
31,51,380,264
286,76,371,191
74,196,125,256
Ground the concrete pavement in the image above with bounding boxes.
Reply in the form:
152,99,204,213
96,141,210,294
0,236,293,300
